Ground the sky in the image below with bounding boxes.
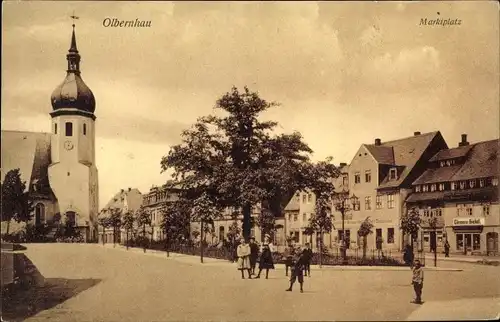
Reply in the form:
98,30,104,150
2,1,499,209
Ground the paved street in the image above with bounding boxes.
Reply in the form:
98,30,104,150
3,244,499,321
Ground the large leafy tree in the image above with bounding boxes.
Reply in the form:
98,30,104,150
108,208,122,247
97,215,110,246
136,206,152,252
1,168,34,236
159,199,191,255
161,86,327,240
256,206,276,241
401,207,421,251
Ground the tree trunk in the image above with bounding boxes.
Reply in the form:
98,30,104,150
143,224,146,253
242,203,252,240
363,235,367,259
113,226,116,248
200,220,204,263
126,229,129,250
6,220,11,236
319,229,323,268
102,225,105,246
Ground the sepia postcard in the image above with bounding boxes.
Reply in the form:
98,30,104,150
1,1,499,321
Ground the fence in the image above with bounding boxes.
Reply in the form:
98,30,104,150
122,239,415,266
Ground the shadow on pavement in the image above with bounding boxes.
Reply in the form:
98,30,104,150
1,277,101,322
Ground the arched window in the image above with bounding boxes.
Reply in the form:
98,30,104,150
35,203,45,225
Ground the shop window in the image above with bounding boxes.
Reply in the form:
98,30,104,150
387,228,394,244
456,234,464,250
473,234,481,250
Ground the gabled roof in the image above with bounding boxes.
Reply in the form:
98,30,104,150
366,131,440,189
1,131,54,198
284,193,300,212
450,139,499,181
101,188,143,214
364,145,394,165
429,145,473,162
413,165,462,185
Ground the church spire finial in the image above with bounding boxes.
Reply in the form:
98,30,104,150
69,12,79,52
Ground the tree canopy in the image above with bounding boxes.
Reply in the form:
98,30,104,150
1,168,34,235
161,86,338,239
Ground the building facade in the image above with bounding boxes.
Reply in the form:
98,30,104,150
142,184,182,241
1,23,99,241
407,135,499,255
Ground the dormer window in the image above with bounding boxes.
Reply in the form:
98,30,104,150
451,182,457,190
389,168,397,180
415,185,421,192
493,178,499,186
469,180,476,189
438,183,445,191
479,179,485,188
423,185,429,192
430,184,436,192
459,181,466,189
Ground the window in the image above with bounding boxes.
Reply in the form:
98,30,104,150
35,203,45,225
483,204,490,216
469,180,475,189
387,228,394,244
439,183,445,191
365,170,371,183
302,194,307,203
65,122,73,136
293,213,298,221
423,185,429,192
83,123,87,135
457,204,465,216
54,123,58,134
354,172,361,184
440,161,445,167
473,234,481,250
389,168,397,180
353,199,360,211
387,194,395,209
459,181,466,189
365,196,371,210
288,214,292,222
430,184,436,192
302,213,306,222
451,182,457,190
415,185,421,192
307,193,313,203
342,174,348,186
376,195,383,209
479,179,485,188
423,209,430,217
456,234,464,250
295,193,300,202
466,205,473,216
493,178,499,186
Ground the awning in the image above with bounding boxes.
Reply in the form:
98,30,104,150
452,226,483,233
405,192,445,203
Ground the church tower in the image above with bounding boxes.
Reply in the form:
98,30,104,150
48,21,99,241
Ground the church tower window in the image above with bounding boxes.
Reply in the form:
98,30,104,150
55,123,58,134
66,122,73,136
83,123,87,135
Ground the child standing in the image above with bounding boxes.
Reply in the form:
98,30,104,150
286,247,305,293
411,260,424,304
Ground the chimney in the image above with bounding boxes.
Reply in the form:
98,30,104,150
414,131,421,136
339,162,347,167
375,138,381,146
459,134,469,147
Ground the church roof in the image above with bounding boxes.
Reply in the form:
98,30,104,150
1,131,55,198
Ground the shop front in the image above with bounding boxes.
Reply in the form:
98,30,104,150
451,217,485,255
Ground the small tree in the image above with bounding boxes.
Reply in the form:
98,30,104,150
97,215,110,245
191,192,223,263
357,216,374,259
1,168,34,236
122,211,135,250
401,207,421,252
136,206,152,252
160,199,191,256
108,208,122,247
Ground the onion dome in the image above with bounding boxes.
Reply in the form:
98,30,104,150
51,24,95,114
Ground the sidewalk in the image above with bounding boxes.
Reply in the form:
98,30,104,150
99,243,462,271
423,253,500,264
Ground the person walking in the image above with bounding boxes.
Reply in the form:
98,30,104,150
237,237,252,279
249,237,259,275
286,246,306,293
283,243,295,277
255,234,275,279
403,244,413,266
302,242,313,277
444,239,450,258
411,260,424,304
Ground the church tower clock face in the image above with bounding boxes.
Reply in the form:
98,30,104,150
64,140,74,150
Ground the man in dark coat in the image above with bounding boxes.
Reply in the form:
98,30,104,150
286,247,306,293
249,237,259,275
302,243,313,277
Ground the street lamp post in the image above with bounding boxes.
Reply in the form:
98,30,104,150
335,192,358,265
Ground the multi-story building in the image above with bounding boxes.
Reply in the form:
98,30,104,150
98,188,143,244
407,135,499,255
141,184,182,241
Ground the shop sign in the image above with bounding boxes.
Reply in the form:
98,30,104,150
452,217,485,226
